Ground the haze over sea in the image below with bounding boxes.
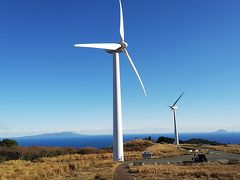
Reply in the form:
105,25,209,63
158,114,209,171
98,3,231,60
14,132,240,148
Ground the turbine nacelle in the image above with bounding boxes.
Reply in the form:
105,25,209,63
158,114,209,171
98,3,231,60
105,41,128,53
169,106,178,110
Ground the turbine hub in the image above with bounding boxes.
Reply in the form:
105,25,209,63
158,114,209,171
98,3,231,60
121,41,128,48
115,41,127,52
172,106,178,109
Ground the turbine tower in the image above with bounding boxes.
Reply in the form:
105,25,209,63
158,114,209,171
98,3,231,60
74,0,147,161
168,92,184,146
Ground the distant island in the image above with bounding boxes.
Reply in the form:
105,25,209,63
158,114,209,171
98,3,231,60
12,129,239,140
9,130,240,147
17,132,87,139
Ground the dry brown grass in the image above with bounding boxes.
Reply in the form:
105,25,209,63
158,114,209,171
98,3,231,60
123,141,188,161
124,151,142,161
0,140,154,179
129,162,240,180
124,139,154,151
2,140,237,179
0,145,112,162
123,139,154,161
207,144,240,154
0,153,119,180
145,144,187,158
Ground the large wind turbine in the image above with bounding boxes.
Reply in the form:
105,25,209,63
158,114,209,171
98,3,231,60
168,92,184,146
74,0,146,161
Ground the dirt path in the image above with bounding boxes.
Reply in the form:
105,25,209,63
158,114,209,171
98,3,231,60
113,163,135,180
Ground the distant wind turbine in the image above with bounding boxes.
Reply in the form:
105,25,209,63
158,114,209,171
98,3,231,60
74,0,147,161
168,92,184,146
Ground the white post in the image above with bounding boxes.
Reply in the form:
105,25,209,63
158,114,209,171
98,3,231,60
173,110,179,146
113,52,124,161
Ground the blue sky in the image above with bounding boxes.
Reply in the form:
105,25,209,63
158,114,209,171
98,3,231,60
0,0,240,137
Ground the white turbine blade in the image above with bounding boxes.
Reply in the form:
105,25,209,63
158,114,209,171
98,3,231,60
123,49,147,96
172,91,185,107
119,0,124,41
74,43,121,51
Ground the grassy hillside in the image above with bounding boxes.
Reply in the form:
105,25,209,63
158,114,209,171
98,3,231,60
0,139,153,179
0,153,118,179
0,140,184,179
0,140,239,179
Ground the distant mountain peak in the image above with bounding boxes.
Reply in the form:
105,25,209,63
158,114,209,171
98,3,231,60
215,129,228,133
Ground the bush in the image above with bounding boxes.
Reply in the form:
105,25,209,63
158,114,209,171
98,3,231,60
0,139,18,147
124,140,153,151
155,136,222,145
143,136,152,141
0,146,111,163
183,138,223,145
156,136,175,144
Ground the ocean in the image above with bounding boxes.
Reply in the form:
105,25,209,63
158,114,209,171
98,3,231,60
15,132,240,148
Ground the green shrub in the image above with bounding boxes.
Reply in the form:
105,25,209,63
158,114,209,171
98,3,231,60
156,136,175,144
0,139,18,147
